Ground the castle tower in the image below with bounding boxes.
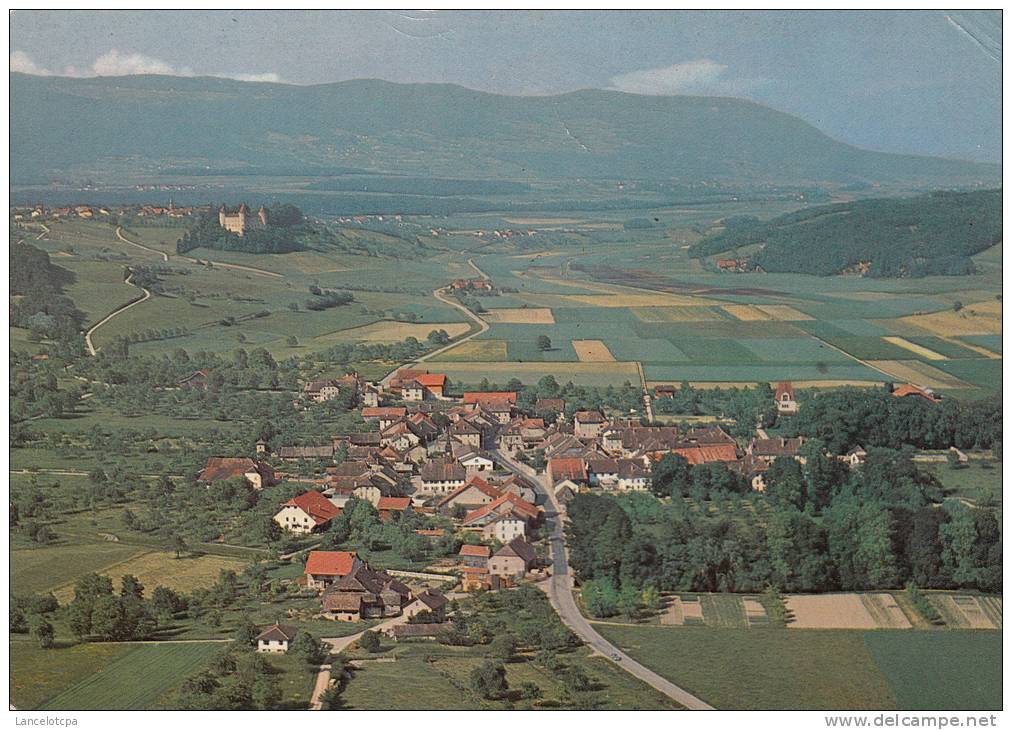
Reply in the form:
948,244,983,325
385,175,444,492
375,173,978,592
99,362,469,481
257,205,267,226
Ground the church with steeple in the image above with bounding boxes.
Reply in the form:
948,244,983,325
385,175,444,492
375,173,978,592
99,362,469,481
218,203,267,236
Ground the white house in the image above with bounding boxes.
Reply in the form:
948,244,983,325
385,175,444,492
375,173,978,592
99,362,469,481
256,623,298,653
482,514,526,542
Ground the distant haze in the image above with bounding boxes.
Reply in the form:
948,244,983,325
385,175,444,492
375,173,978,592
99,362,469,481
10,9,1001,163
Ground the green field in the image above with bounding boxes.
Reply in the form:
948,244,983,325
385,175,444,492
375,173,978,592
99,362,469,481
340,641,680,710
40,642,224,710
10,638,134,710
25,215,1001,393
596,625,1001,710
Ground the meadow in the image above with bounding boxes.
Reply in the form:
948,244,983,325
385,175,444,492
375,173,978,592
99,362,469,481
596,625,1002,710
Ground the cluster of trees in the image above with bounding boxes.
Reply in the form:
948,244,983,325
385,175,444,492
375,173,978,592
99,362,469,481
10,353,83,421
568,447,1001,613
10,241,86,356
785,388,1002,454
464,375,643,420
10,593,60,647
652,382,778,437
67,574,158,641
319,496,457,564
176,204,311,254
304,286,354,311
690,189,1001,278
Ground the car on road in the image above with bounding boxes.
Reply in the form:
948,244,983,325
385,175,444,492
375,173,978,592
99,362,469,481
611,653,622,661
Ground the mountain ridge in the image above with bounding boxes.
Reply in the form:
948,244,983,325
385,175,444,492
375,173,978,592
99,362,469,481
10,72,999,186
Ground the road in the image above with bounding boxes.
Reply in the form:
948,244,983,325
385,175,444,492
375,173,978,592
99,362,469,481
84,272,152,356
379,284,490,386
493,448,715,710
116,226,169,261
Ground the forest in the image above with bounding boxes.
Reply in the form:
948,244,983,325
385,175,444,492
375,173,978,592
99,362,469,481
690,189,1001,277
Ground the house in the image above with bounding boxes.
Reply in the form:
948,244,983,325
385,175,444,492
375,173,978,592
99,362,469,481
547,457,588,486
197,457,276,490
463,391,517,408
617,459,650,491
403,589,449,622
461,566,493,592
361,385,380,408
498,423,524,452
482,514,527,543
415,373,448,399
586,457,620,487
457,450,495,477
449,419,483,448
775,381,799,414
459,543,491,568
574,410,607,439
303,379,341,402
320,568,411,621
362,407,408,429
274,491,342,534
178,369,211,390
535,398,566,416
489,537,537,579
419,460,467,494
892,383,941,404
438,476,502,512
255,623,297,653
729,455,769,491
748,436,806,463
554,481,579,505
377,496,412,522
497,475,537,504
842,445,868,468
397,380,426,401
304,550,365,590
654,385,677,399
462,494,539,533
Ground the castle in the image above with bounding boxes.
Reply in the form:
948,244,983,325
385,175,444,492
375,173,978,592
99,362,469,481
218,204,267,236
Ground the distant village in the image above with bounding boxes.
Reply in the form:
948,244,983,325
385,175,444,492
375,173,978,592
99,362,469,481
182,365,946,635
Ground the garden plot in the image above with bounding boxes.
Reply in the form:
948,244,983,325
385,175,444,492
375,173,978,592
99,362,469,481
481,307,555,324
930,595,1000,629
660,596,685,625
431,339,507,362
860,594,912,629
678,596,706,626
572,339,617,362
785,594,878,629
743,598,769,627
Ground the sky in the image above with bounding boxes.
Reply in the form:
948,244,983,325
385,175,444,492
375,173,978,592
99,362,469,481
10,9,1002,163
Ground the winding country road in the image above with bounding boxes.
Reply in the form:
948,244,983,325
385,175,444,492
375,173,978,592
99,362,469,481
84,272,151,356
379,283,490,386
116,226,168,261
493,448,715,710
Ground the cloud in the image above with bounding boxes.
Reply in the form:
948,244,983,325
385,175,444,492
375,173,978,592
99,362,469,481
10,50,51,76
609,59,759,96
10,49,282,83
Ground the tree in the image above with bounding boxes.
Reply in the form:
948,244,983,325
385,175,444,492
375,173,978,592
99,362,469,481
172,534,188,559
469,660,508,700
233,616,259,648
536,335,552,351
286,335,299,347
29,615,55,648
489,633,516,663
358,630,381,654
291,631,329,666
650,453,692,498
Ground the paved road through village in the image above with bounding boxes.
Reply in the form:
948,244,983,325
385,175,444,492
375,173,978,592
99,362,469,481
493,448,715,710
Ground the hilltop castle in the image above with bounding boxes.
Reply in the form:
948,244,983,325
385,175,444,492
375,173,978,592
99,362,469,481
219,204,267,236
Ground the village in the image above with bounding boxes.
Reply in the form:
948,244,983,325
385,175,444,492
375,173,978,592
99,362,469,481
187,364,953,655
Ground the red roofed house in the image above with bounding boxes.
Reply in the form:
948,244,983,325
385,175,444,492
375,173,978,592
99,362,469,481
775,381,799,414
574,410,607,439
415,373,448,399
377,496,412,522
892,383,941,404
179,368,211,390
463,391,517,406
304,550,365,590
361,407,407,429
548,457,588,486
197,457,276,490
669,443,739,465
438,476,502,513
459,543,491,568
274,491,342,534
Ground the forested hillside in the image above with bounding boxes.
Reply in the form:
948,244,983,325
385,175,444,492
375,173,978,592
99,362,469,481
691,189,1001,277
10,74,999,187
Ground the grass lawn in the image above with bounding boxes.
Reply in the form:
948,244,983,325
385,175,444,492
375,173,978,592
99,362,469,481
596,625,897,710
864,631,1001,710
9,637,133,709
920,462,1002,506
11,542,150,596
40,642,223,710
